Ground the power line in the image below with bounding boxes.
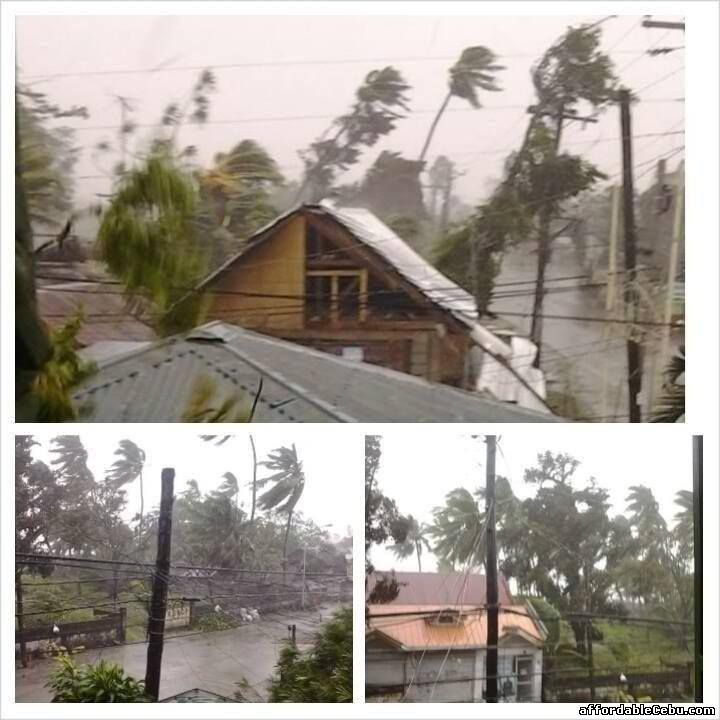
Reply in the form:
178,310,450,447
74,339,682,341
19,48,655,82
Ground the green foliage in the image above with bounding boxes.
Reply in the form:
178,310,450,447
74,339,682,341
365,436,409,574
258,445,306,515
652,347,685,423
299,66,410,201
268,607,352,702
198,139,284,264
16,86,86,229
448,46,504,108
97,152,208,334
31,312,96,422
389,515,430,572
355,151,426,221
194,611,239,632
532,25,617,114
48,656,149,703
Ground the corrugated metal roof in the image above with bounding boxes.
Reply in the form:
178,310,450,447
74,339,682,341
71,321,559,423
317,202,477,327
367,604,544,650
366,572,513,606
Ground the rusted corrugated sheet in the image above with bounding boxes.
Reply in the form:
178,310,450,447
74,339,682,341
366,571,513,606
38,282,156,346
368,604,544,650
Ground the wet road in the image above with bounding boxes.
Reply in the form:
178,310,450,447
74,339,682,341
15,603,345,702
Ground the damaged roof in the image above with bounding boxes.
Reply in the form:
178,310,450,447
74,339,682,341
366,571,513,607
70,321,559,423
367,603,546,651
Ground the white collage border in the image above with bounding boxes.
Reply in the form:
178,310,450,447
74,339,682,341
1,2,718,719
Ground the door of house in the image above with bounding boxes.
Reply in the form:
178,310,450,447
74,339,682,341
514,656,533,701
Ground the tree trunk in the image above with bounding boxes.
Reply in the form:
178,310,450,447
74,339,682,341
416,542,422,573
530,109,565,367
419,91,452,164
249,435,257,524
138,469,145,544
282,510,293,583
16,569,28,668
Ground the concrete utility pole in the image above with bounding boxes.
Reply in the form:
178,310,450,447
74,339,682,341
693,436,702,702
657,163,685,407
301,546,307,610
601,185,621,420
145,468,175,701
619,89,643,422
485,435,499,703
644,159,668,416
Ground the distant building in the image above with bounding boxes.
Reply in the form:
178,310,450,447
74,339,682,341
365,571,546,703
195,201,547,413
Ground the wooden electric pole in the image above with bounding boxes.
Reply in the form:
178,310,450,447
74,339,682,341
693,436,702,702
619,89,643,423
145,468,175,701
485,435,499,703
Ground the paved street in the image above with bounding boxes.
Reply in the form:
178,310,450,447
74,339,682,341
15,603,344,702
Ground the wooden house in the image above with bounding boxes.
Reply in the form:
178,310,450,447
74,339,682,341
197,200,546,407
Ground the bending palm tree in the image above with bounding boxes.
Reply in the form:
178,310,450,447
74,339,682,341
258,445,306,572
418,46,503,163
106,440,146,541
390,515,430,572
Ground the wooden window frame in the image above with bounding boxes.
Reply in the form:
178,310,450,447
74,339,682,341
306,269,368,323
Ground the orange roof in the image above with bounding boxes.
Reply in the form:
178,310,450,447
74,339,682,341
367,604,545,651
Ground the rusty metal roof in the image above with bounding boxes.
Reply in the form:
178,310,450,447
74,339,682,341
37,280,156,346
366,571,513,607
367,603,545,650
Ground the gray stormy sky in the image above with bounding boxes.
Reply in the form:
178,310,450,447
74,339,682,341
370,429,692,573
16,13,685,206
28,431,356,539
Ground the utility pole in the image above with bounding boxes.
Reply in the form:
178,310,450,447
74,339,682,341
601,185,621,420
16,570,28,668
619,89,643,422
657,163,685,406
145,468,175,701
301,545,307,610
644,159,668,416
485,435,499,703
529,107,598,366
693,436,702,702
584,561,596,701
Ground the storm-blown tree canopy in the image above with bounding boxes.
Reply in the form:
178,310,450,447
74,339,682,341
434,25,614,317
428,450,694,654
419,45,503,163
268,607,352,702
296,66,410,202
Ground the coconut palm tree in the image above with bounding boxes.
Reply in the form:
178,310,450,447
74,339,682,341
652,346,685,423
258,445,306,571
389,515,430,572
673,489,693,554
106,440,146,542
428,487,486,571
418,46,503,163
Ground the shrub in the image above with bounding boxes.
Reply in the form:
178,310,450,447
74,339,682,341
47,656,150,702
268,606,351,702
